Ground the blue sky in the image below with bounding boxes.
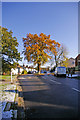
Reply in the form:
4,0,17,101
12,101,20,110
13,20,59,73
2,2,78,66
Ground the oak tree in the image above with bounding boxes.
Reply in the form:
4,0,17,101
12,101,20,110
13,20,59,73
23,33,60,73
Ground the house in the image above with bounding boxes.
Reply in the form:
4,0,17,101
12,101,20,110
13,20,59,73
11,66,24,75
75,54,80,70
67,57,75,68
25,66,37,72
11,65,37,75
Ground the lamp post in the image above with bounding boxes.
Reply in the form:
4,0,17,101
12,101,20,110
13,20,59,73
11,69,13,83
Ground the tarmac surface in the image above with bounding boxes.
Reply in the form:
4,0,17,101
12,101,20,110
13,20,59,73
18,74,80,119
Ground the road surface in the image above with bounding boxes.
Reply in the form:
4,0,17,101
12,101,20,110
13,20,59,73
18,74,80,119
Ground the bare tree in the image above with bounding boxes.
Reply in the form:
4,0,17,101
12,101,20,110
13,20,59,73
50,44,69,67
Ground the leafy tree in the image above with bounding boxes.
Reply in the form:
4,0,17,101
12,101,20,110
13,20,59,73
1,26,22,73
60,58,69,67
0,26,2,74
23,33,60,73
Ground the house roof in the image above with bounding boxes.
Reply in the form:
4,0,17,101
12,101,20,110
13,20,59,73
75,54,80,59
69,57,75,60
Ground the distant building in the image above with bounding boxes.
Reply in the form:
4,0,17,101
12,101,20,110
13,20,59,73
11,65,37,75
75,54,80,70
11,66,24,75
67,57,75,68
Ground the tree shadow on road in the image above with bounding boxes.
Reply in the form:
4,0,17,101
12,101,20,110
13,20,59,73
18,75,79,119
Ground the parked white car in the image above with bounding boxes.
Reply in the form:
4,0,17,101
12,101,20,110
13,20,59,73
54,66,66,77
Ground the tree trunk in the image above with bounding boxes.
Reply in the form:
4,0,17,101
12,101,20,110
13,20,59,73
38,63,41,74
56,61,58,67
55,55,58,67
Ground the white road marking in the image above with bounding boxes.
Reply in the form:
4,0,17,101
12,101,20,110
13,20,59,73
50,80,61,85
42,76,61,84
72,88,80,93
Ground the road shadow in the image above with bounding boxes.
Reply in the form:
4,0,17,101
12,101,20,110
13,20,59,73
20,84,46,86
18,75,79,119
3,90,18,93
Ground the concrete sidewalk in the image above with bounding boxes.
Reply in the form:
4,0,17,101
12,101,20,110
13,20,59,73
1,77,18,120
66,72,80,78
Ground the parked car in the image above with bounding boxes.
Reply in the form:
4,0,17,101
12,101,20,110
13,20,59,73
41,70,47,73
41,70,44,73
54,66,66,77
33,71,36,73
44,70,47,73
28,71,32,74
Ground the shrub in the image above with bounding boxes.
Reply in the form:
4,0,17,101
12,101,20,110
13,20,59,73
6,71,11,75
22,70,27,74
2,72,5,75
50,69,54,73
27,71,32,74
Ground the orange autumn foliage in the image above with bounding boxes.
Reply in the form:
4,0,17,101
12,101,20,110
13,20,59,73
23,33,60,66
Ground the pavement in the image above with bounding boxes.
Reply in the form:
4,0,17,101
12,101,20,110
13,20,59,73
66,71,80,78
67,74,79,78
18,74,80,119
1,77,18,120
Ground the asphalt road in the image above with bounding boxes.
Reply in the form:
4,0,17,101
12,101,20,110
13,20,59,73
18,74,80,119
